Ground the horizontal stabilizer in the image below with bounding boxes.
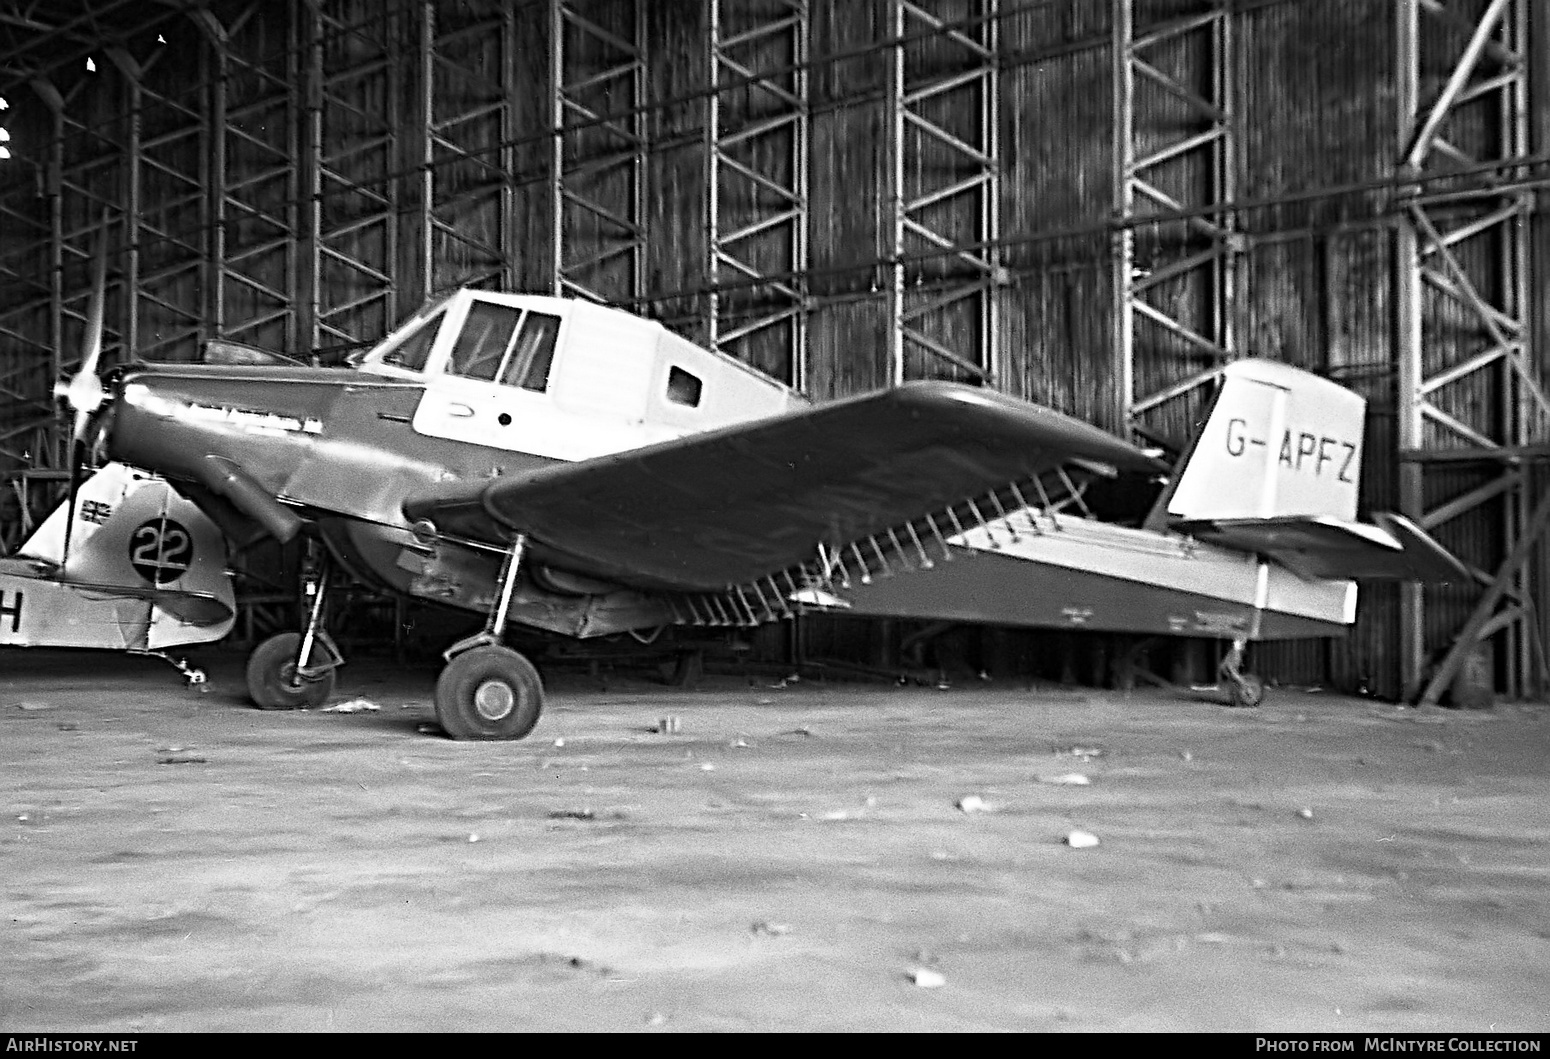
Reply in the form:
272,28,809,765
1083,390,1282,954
1175,512,1470,583
97,584,234,627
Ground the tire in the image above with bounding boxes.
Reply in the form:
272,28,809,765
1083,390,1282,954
434,645,544,741
247,632,336,710
1229,673,1265,709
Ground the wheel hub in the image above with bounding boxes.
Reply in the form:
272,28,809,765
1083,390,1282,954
473,678,516,721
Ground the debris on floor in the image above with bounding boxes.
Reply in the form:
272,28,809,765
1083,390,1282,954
1063,829,1100,848
1037,772,1091,786
1061,745,1106,760
9,701,54,711
750,920,791,936
322,698,380,713
956,794,993,813
908,967,946,988
548,808,597,821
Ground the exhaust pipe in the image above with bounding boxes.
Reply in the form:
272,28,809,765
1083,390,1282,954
194,455,304,545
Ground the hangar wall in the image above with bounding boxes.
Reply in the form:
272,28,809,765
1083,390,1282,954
0,0,1545,700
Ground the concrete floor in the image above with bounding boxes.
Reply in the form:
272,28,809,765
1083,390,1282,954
2,647,1548,1032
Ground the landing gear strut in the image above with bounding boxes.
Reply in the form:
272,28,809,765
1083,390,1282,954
1219,637,1265,709
433,534,545,741
246,561,341,709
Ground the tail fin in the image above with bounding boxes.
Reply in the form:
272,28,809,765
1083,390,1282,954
17,462,236,641
1153,360,1466,584
1157,359,1364,524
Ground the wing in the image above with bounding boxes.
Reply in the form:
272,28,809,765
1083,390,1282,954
1177,512,1471,583
404,381,1164,592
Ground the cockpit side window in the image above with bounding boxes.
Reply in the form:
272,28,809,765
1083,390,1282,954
448,303,522,381
500,312,562,392
378,311,442,372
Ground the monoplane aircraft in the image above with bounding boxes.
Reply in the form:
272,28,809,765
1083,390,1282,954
52,283,1463,736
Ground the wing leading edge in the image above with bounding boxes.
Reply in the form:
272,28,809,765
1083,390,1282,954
404,381,1165,592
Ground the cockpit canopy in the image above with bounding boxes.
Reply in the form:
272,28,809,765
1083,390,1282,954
356,289,804,438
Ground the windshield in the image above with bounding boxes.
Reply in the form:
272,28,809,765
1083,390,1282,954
358,295,454,374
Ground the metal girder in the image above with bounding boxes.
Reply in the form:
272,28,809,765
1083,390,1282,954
304,1,404,349
550,0,646,305
105,38,207,365
414,0,520,300
0,123,56,471
0,71,124,473
1111,0,1238,444
1396,0,1545,700
210,0,302,353
888,0,1000,387
706,0,810,388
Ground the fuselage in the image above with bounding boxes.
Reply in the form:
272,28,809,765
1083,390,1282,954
100,289,804,636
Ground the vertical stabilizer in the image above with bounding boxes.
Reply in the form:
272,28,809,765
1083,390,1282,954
14,462,235,646
1162,360,1364,523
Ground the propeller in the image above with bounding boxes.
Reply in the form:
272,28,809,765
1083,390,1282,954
52,210,112,569
54,211,110,444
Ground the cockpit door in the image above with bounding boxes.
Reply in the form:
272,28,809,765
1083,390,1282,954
411,302,582,459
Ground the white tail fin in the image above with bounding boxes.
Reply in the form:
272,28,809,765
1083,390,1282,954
1164,360,1364,523
16,462,235,644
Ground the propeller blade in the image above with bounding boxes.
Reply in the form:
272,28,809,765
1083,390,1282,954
52,209,111,444
58,438,88,570
52,209,111,566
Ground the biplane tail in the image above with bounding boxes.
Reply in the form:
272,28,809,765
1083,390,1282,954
1153,360,1468,583
14,462,236,642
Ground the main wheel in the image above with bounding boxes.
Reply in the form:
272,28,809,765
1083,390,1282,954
435,645,544,741
1228,673,1265,709
247,632,336,710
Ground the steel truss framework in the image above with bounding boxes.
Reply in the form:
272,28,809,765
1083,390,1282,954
0,71,100,475
305,1,403,349
706,0,810,388
415,0,521,300
1395,0,1548,701
888,0,1000,386
1111,0,1237,447
208,0,303,355
550,0,646,305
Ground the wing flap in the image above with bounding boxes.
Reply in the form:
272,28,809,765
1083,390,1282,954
1178,512,1470,583
405,382,1163,591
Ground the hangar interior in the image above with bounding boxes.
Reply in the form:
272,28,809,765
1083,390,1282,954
1,0,1547,702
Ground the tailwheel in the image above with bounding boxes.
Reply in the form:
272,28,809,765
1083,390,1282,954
247,632,337,709
1219,637,1264,708
435,645,544,741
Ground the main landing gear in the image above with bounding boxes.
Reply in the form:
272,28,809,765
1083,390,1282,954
243,535,544,740
432,534,544,741
246,567,342,709
1219,637,1265,709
